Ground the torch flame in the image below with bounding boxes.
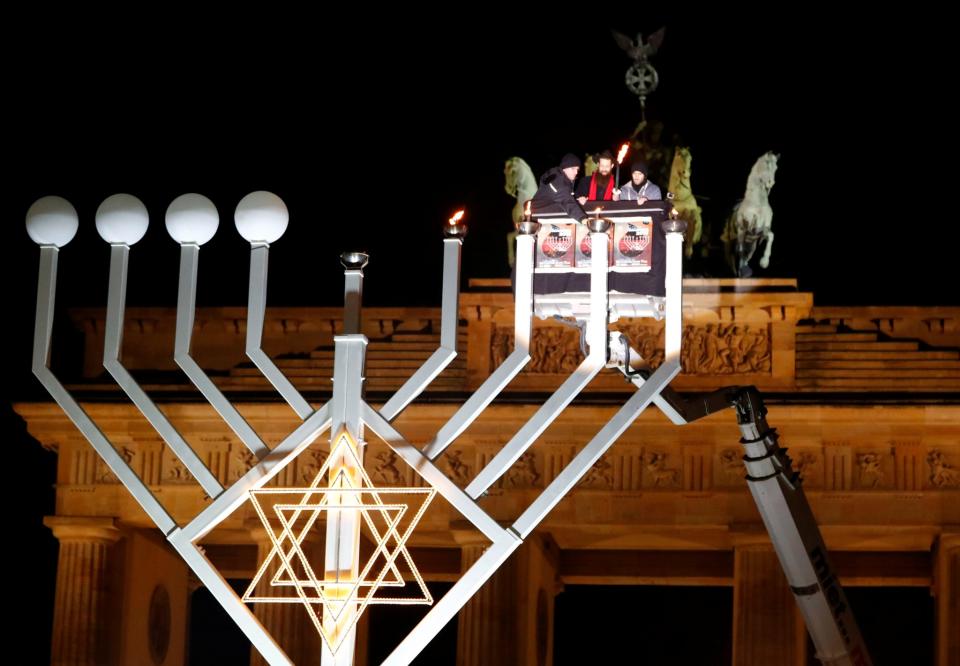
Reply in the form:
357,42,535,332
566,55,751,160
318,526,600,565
592,206,603,216
617,143,629,165
523,200,531,219
448,210,465,225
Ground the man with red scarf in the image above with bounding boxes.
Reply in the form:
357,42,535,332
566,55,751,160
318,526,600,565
576,149,619,203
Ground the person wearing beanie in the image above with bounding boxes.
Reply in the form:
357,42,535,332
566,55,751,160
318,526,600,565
558,153,581,171
575,149,618,203
530,153,589,223
619,160,663,203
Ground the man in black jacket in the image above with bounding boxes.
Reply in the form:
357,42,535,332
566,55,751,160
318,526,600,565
531,153,589,223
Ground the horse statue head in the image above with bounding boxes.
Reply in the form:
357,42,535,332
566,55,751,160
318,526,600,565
584,154,598,177
747,151,778,194
722,152,780,277
504,157,538,267
668,147,693,198
504,157,537,203
667,147,702,258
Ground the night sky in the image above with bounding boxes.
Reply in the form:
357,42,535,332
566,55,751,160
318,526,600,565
3,14,955,663
7,15,957,317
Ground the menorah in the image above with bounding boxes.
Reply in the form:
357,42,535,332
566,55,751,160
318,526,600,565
27,192,871,665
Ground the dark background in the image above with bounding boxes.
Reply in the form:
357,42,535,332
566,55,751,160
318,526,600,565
4,13,954,663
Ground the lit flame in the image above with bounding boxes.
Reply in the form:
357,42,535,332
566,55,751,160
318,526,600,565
448,210,465,225
523,200,531,219
592,206,603,216
617,143,629,164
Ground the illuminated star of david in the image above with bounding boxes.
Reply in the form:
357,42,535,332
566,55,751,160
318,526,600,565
242,429,436,654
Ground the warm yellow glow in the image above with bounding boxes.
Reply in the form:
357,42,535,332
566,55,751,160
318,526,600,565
617,143,629,164
523,200,531,220
448,209,465,225
242,429,435,655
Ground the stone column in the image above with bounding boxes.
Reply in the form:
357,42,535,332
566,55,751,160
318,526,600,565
249,526,320,666
732,537,805,666
935,532,960,666
456,533,560,666
45,516,122,666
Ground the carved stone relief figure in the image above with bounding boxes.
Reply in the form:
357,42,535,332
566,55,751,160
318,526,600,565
927,450,960,488
373,451,403,485
96,446,135,484
680,324,771,375
444,450,471,487
644,452,679,487
164,456,194,484
298,449,329,486
617,324,664,368
506,452,541,488
793,452,818,479
743,328,771,372
856,453,885,488
491,327,514,368
681,324,771,375
231,449,260,482
718,448,744,481
497,321,772,376
528,327,582,374
578,455,614,489
702,324,732,373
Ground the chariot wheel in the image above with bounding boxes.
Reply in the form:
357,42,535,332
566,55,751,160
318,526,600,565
625,62,659,97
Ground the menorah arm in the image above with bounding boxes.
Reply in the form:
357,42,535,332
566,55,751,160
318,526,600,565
610,337,698,425
169,536,292,665
513,218,686,534
32,246,178,534
382,532,521,666
463,231,611,499
420,233,536,460
174,243,270,459
103,244,224,497
164,405,330,663
361,403,505,543
173,403,331,544
513,355,681,538
380,236,463,421
245,244,314,419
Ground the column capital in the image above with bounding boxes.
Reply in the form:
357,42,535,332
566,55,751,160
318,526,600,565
936,530,960,551
44,516,122,544
449,520,494,548
730,525,772,548
246,517,273,545
187,572,205,593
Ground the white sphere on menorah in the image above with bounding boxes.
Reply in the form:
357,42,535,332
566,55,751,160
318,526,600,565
165,194,219,245
234,191,288,243
25,196,79,247
96,194,149,245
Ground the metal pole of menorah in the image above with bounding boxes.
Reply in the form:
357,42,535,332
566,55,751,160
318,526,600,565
27,190,868,665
